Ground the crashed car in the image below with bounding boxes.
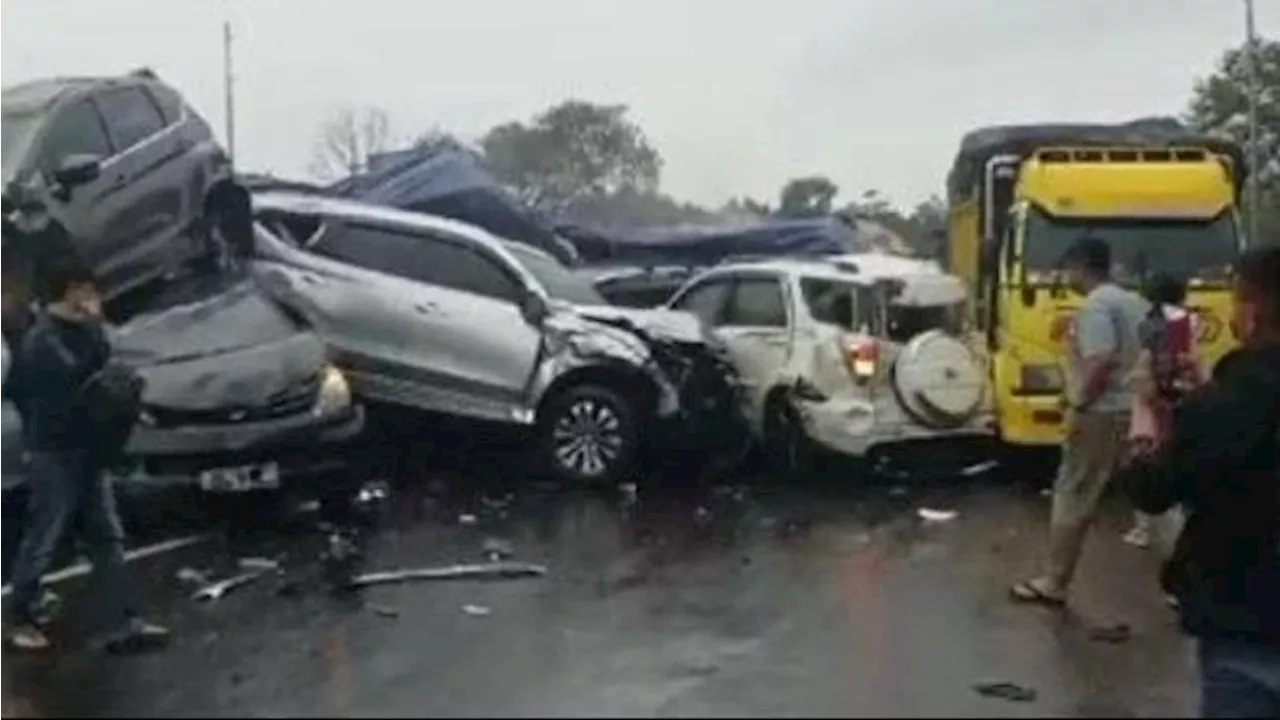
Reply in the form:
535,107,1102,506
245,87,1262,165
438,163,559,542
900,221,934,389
109,278,365,498
665,256,995,471
251,192,744,484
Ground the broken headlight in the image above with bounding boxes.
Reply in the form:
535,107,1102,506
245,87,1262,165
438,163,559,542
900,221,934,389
312,365,353,416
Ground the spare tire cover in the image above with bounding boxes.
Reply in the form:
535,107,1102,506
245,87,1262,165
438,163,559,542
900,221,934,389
891,330,985,429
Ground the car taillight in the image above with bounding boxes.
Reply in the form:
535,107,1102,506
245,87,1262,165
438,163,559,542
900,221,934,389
841,337,879,383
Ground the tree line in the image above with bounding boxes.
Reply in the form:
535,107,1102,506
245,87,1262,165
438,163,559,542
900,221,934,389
312,37,1279,252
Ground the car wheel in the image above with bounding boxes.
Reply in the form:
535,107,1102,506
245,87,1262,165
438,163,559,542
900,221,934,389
538,384,640,486
763,396,818,475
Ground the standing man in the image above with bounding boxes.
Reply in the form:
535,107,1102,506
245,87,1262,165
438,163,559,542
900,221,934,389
1120,247,1279,717
3,255,168,653
1011,236,1149,606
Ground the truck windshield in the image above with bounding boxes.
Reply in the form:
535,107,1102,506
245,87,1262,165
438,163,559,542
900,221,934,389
1022,207,1238,284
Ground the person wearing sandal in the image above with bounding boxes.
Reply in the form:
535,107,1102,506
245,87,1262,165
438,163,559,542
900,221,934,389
1010,236,1148,607
1118,248,1280,718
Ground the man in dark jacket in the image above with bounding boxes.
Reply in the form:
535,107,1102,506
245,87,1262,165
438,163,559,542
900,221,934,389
1121,247,1280,717
2,255,168,653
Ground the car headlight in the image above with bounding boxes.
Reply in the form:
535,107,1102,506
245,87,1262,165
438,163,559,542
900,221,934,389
313,365,352,416
1017,364,1064,394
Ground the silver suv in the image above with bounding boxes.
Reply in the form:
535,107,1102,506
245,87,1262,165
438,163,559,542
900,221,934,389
251,192,743,484
2,68,240,298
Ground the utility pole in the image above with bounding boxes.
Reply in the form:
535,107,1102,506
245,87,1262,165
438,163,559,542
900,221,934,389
1244,0,1260,247
222,8,236,165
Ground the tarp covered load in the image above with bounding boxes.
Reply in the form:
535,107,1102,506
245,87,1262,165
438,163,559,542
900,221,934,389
947,117,1247,202
565,216,868,267
327,146,577,264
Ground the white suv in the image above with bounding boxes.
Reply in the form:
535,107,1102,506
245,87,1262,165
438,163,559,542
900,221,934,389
665,255,994,470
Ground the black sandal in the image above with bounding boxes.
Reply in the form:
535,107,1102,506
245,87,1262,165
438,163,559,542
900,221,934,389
1009,580,1066,607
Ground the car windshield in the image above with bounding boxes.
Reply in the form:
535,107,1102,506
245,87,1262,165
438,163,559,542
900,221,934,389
505,243,606,305
1,110,43,182
1022,206,1238,284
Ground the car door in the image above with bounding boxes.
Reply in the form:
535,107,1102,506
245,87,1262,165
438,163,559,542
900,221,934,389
314,221,542,422
32,98,118,273
385,227,543,422
714,275,794,423
91,86,185,290
256,218,411,393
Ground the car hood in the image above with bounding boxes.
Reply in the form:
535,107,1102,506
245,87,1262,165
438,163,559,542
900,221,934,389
572,304,707,345
112,281,327,411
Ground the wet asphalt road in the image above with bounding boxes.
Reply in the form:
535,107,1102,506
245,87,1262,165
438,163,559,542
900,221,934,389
2,428,1195,719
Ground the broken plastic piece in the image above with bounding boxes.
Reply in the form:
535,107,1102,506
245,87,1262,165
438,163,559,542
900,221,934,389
192,570,269,601
917,508,958,523
972,681,1037,702
346,562,547,589
237,557,281,572
461,604,492,617
176,567,210,586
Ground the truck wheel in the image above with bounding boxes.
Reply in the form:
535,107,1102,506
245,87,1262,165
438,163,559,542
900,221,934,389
538,384,640,486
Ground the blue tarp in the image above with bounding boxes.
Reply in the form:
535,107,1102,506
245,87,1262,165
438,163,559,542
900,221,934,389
327,147,577,264
562,216,866,267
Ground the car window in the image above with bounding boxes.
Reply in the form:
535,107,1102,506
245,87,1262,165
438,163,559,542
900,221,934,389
145,84,184,125
672,280,732,326
313,223,521,303
724,278,787,328
94,87,166,151
800,277,858,330
39,100,113,168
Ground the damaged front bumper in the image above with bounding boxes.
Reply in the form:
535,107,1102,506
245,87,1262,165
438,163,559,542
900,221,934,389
113,404,365,491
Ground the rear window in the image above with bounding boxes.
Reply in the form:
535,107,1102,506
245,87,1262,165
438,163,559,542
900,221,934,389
800,278,858,329
886,304,964,343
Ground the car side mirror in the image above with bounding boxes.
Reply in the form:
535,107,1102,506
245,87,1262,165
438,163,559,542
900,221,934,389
50,154,101,199
520,291,549,326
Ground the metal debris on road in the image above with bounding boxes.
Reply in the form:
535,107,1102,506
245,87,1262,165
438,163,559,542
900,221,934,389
960,460,1000,477
481,537,514,561
237,557,281,572
356,480,391,504
367,603,401,619
346,562,548,589
176,567,211,587
972,681,1037,703
917,508,958,523
1088,623,1132,644
192,569,270,601
461,604,492,617
458,513,478,525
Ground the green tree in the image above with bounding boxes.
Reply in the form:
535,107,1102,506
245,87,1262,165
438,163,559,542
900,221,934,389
1189,37,1280,244
778,176,839,217
480,100,662,208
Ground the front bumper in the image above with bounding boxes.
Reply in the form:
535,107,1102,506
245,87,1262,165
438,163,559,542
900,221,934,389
797,395,996,458
114,404,365,490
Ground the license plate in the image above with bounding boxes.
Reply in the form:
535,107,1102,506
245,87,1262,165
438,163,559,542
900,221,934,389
198,462,281,493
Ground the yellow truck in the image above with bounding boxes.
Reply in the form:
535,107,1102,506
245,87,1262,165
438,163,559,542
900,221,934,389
945,120,1245,447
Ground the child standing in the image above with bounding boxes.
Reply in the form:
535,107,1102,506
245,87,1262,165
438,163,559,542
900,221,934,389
1122,273,1204,548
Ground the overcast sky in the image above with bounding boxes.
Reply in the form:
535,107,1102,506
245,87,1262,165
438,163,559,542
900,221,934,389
3,0,1275,209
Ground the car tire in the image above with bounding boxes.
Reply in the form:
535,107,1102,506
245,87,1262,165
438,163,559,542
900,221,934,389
763,395,820,476
538,384,640,486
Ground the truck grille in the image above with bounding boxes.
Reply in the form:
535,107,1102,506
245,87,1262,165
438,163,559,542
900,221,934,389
147,375,321,427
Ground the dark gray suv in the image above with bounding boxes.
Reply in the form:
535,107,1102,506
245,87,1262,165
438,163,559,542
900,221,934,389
2,68,241,298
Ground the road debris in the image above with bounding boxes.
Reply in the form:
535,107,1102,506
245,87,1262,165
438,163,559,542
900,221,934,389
367,603,401,619
176,567,211,587
960,460,1000,477
192,569,269,601
917,508,958,523
1088,622,1132,644
888,486,908,497
481,537,514,561
972,681,1037,703
346,562,547,589
458,513,478,526
461,604,492,617
356,480,391,504
237,557,281,572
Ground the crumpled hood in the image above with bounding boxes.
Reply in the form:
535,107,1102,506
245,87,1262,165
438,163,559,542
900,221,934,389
113,281,327,411
572,305,707,345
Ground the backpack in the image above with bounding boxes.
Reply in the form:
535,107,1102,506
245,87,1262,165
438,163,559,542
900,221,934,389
77,360,145,465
